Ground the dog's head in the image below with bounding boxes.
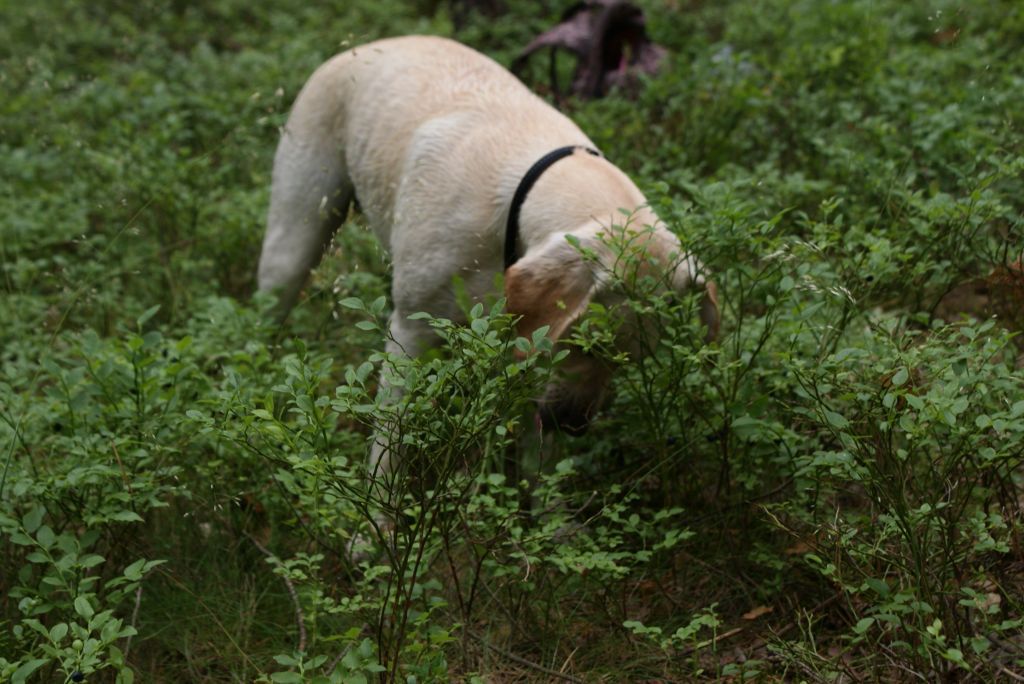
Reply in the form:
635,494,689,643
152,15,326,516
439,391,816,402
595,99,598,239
505,219,718,435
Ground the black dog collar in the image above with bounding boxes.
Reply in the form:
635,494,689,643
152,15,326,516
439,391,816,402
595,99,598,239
504,145,602,270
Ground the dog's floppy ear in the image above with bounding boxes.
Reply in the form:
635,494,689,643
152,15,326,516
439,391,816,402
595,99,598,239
505,235,596,344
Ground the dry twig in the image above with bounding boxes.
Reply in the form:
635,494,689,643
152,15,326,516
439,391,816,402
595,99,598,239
123,585,143,659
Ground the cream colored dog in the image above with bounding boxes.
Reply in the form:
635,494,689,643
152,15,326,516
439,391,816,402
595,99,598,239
258,35,717,438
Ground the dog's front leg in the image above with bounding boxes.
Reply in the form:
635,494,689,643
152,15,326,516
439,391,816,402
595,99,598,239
367,309,437,487
350,310,436,561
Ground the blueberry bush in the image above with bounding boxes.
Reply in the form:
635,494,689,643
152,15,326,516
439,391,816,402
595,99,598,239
1,0,1022,680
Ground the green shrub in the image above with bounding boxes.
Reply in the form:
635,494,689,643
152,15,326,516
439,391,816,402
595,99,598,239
2,0,1022,680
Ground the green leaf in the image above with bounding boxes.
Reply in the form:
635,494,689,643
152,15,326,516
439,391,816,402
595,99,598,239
111,510,144,523
270,673,303,683
23,619,48,637
338,297,365,310
891,367,908,387
731,415,764,440
11,658,50,684
80,552,104,569
824,410,849,429
136,304,161,328
853,617,874,634
35,525,55,549
9,531,34,546
74,596,95,620
123,558,147,580
50,622,68,642
22,506,45,534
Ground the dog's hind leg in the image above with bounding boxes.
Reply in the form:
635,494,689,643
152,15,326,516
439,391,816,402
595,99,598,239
258,110,353,316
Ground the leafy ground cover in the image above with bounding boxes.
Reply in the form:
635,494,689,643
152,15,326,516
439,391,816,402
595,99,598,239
1,0,1023,681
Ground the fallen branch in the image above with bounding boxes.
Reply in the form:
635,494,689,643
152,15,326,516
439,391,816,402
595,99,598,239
1001,667,1024,682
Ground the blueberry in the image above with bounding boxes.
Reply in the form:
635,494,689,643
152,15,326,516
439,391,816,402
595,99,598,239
71,672,85,683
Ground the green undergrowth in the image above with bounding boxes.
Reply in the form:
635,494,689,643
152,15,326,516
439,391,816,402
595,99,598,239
1,0,1022,681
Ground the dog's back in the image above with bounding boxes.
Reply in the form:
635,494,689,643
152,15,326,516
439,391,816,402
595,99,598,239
258,36,594,312
311,37,600,240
